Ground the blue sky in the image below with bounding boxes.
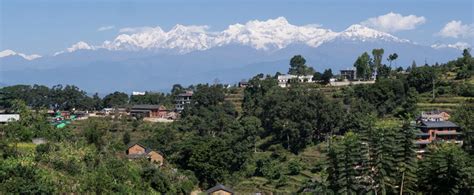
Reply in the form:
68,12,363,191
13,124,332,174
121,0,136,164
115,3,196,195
1,0,473,55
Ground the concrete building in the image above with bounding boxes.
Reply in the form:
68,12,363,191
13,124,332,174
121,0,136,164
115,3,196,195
0,114,20,123
277,74,314,87
238,81,249,88
340,69,357,81
175,91,193,112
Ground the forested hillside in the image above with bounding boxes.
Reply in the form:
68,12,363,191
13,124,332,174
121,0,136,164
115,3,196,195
0,49,473,194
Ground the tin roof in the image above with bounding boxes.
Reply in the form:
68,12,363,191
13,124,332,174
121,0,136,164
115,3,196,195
420,121,459,128
131,104,162,110
205,183,234,194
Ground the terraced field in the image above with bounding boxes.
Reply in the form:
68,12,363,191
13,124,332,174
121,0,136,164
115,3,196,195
417,95,470,112
225,87,245,114
233,145,325,193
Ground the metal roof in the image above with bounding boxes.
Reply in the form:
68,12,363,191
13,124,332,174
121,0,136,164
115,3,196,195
416,132,430,136
414,140,431,145
131,104,162,110
205,183,234,194
177,92,193,97
419,121,459,128
435,131,462,136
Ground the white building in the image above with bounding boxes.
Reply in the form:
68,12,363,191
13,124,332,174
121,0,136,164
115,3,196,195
132,91,146,96
277,74,314,87
0,114,20,123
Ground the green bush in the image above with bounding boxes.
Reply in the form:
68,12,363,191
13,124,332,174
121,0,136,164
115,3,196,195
288,159,303,175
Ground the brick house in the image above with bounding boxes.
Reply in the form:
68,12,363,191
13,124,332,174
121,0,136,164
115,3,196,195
147,151,164,165
126,143,164,166
414,121,463,154
126,143,147,155
130,105,169,118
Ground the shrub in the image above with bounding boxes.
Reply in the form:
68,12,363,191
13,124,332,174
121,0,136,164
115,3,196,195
288,159,303,175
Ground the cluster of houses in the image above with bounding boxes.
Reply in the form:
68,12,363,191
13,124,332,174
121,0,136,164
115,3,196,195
83,91,196,121
125,143,235,194
414,111,463,155
126,143,164,166
276,68,376,88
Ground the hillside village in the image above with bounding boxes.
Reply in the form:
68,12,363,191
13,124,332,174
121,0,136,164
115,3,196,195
0,48,473,194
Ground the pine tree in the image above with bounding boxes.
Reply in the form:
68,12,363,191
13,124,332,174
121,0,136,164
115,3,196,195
360,127,398,194
327,132,363,194
393,122,417,194
418,143,472,194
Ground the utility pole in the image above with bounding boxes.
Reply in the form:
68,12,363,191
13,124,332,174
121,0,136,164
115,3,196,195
399,172,405,195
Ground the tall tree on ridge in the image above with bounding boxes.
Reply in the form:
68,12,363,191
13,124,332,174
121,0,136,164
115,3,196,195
387,53,398,67
288,55,315,75
372,48,385,79
354,52,372,80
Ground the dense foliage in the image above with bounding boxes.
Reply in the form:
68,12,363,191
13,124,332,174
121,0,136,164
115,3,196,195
0,49,473,193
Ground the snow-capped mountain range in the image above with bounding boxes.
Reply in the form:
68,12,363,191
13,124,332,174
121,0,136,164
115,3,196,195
1,17,469,60
66,17,410,54
0,49,42,60
0,17,470,92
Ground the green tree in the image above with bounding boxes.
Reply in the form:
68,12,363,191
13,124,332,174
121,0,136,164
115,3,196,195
122,131,131,145
171,84,185,96
103,91,129,108
240,116,264,153
417,143,473,194
327,132,363,194
321,69,333,84
288,55,315,75
312,71,323,81
288,159,303,175
387,53,398,67
393,122,418,194
452,99,474,155
83,119,108,148
407,66,437,93
354,52,373,80
360,127,398,194
91,93,103,110
372,48,385,70
178,137,250,188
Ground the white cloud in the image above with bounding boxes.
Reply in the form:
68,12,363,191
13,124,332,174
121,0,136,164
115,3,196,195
437,20,474,38
97,25,115,31
361,12,426,32
53,51,64,56
119,26,154,33
431,42,471,50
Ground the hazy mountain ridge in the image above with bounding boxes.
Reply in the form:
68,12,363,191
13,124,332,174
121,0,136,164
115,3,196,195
0,17,464,92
